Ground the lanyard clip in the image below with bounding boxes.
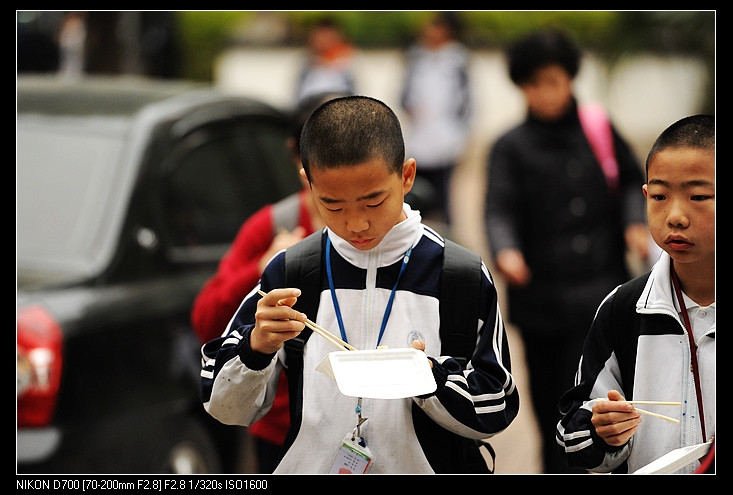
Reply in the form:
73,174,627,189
353,397,368,440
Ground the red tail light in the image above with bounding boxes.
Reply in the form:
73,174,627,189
17,305,63,427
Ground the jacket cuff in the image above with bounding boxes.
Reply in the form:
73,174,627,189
591,425,626,453
415,357,447,399
239,327,276,370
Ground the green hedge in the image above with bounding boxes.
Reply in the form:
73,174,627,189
175,11,714,104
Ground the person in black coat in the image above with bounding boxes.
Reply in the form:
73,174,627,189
484,28,651,473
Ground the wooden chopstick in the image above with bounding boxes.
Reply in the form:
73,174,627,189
302,319,357,351
634,408,680,423
595,398,681,423
257,290,357,351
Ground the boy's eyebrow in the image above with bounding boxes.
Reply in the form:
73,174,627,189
356,190,386,201
648,178,715,188
684,179,715,188
319,189,387,204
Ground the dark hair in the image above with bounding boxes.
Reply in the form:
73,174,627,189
300,95,405,181
290,91,350,152
506,28,581,85
645,114,715,177
432,11,463,40
308,16,344,34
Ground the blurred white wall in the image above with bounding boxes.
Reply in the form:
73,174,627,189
214,47,708,166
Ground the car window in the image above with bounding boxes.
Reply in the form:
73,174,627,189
17,115,133,286
158,117,299,252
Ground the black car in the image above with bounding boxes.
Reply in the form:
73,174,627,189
16,75,302,473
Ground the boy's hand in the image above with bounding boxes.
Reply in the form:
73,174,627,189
495,248,531,287
250,288,307,354
591,389,642,447
409,339,433,369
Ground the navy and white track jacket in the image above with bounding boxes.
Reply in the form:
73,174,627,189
556,252,715,473
200,205,519,473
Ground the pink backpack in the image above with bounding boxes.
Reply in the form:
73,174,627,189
578,103,619,194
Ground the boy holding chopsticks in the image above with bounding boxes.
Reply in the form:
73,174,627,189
556,115,715,473
199,95,519,474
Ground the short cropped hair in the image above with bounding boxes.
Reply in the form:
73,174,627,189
300,95,406,181
290,91,349,153
645,114,715,178
506,28,581,85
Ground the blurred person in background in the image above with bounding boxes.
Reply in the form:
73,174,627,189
294,17,355,105
484,28,650,473
190,92,342,473
57,11,87,78
400,11,472,234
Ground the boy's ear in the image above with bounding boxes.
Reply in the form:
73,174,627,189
401,158,417,195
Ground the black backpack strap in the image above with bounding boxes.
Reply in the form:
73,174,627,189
282,230,324,371
440,240,495,472
281,230,324,451
272,192,302,235
439,239,482,367
415,238,492,473
282,229,324,363
284,229,324,317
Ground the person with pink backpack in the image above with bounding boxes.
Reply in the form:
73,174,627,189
484,28,651,473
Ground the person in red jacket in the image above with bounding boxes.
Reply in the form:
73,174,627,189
191,92,342,472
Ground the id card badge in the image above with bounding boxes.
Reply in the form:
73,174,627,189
329,432,373,474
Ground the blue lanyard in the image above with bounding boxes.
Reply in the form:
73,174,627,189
326,236,413,348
